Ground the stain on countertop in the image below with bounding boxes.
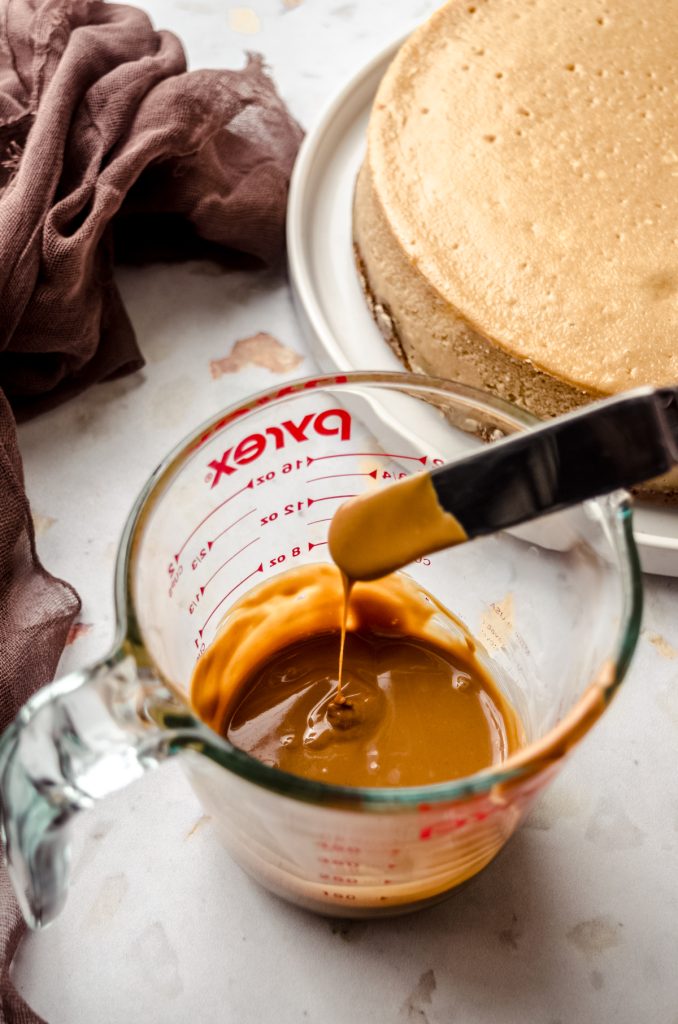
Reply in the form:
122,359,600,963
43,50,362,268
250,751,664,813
132,921,184,999
86,873,128,927
585,796,645,850
590,969,605,990
399,969,436,1023
211,332,304,377
32,512,56,536
228,7,261,33
65,622,93,645
329,919,368,943
647,632,678,659
567,916,623,956
498,911,522,951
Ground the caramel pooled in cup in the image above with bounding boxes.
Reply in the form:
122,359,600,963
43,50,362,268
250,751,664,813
190,564,522,788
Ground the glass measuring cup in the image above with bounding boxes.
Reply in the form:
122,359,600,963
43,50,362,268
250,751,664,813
0,372,642,924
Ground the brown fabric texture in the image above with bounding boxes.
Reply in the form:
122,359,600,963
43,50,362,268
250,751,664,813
0,1,303,1020
0,391,79,1024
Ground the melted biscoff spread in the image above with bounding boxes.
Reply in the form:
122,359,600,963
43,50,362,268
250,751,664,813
328,472,466,581
190,564,522,787
367,0,678,394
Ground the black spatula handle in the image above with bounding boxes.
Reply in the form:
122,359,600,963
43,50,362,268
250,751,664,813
430,386,678,537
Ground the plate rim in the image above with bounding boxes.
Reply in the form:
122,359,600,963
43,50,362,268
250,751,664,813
285,39,678,575
287,35,404,373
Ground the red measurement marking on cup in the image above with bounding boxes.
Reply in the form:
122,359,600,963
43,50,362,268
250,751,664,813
198,563,264,637
174,480,254,562
418,804,498,840
209,508,256,549
199,538,260,594
308,540,327,551
267,545,307,568
260,500,306,526
318,857,360,869
307,452,428,465
191,508,258,570
316,840,361,853
306,494,357,507
306,471,378,483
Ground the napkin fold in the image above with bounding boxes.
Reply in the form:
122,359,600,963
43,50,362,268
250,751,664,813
0,1,302,1019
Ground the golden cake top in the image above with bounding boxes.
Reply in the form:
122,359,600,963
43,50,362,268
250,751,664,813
368,0,678,394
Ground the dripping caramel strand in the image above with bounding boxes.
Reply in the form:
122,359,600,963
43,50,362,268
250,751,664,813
333,573,354,707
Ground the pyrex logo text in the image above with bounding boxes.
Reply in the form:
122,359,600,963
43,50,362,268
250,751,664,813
208,409,351,487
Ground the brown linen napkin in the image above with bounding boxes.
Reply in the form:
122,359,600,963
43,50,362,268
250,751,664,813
0,390,80,1024
0,1,303,1019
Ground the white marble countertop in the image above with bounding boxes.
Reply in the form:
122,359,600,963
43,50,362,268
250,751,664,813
12,1,678,1021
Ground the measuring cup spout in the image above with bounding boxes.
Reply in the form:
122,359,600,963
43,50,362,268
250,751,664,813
0,647,203,928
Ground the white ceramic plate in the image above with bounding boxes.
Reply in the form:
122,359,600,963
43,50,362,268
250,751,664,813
286,38,678,577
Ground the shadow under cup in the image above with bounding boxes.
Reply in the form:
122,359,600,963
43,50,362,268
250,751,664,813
0,372,642,924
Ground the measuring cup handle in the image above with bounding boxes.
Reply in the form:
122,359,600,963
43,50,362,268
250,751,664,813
0,648,202,929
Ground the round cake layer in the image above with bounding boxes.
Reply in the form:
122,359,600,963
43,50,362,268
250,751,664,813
355,0,678,416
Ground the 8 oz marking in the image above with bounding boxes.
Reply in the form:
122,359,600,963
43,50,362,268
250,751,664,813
269,545,303,567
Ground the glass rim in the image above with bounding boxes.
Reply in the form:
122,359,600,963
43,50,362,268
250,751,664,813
113,370,643,808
